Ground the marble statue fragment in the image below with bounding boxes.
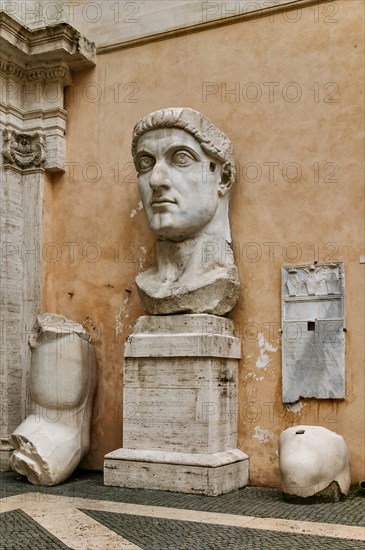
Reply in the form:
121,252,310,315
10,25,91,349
279,425,351,502
103,109,248,495
132,107,239,315
10,314,97,486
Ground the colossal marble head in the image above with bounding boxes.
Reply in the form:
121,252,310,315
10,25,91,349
131,108,239,315
132,107,236,242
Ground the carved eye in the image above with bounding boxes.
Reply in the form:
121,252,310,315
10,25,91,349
137,156,155,172
172,150,195,167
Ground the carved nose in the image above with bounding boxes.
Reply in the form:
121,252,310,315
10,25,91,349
149,162,171,190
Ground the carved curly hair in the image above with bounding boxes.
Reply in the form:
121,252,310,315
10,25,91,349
131,108,236,187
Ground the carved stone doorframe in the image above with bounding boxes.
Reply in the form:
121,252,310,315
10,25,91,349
0,11,96,469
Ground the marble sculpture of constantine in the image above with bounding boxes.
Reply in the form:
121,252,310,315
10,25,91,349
131,107,240,316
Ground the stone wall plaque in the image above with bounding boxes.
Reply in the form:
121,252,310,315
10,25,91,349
281,262,345,403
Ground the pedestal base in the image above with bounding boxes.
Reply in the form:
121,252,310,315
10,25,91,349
0,442,14,471
104,448,249,496
104,315,249,496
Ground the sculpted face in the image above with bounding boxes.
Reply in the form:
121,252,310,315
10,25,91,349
135,128,227,241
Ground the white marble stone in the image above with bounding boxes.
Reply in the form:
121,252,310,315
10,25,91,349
125,314,241,358
279,425,351,499
10,314,97,486
104,111,247,493
132,108,239,316
281,263,345,402
104,449,248,496
104,314,248,494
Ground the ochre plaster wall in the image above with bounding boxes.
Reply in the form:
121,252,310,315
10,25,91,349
42,0,364,485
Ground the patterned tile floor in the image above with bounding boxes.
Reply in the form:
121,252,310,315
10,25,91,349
1,471,364,549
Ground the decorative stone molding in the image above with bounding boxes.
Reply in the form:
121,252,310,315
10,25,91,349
282,263,343,298
2,130,46,169
0,11,95,70
0,58,71,83
0,11,96,171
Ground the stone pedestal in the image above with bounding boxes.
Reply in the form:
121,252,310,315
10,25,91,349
104,314,249,495
0,440,13,471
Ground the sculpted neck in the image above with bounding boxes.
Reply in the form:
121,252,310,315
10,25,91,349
155,197,233,284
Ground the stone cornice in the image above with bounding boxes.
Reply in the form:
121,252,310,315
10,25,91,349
0,11,95,71
0,103,68,124
96,0,333,55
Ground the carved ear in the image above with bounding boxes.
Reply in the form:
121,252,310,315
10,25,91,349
218,164,233,196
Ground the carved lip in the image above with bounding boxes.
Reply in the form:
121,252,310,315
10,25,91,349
151,197,177,206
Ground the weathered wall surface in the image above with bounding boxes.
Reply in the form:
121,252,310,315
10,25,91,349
42,0,364,485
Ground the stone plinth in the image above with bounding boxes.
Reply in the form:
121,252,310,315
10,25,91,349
0,441,13,471
104,314,249,495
